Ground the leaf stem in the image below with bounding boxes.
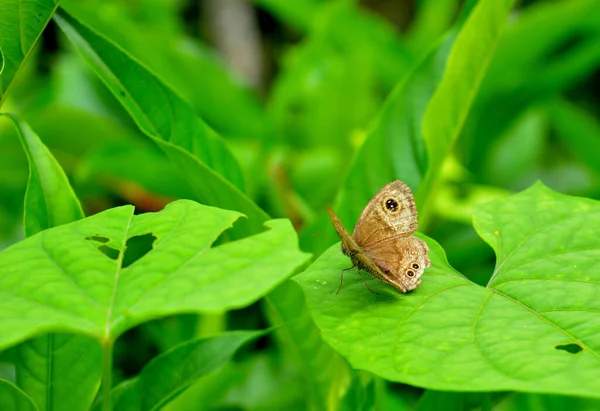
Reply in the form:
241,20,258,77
101,339,113,411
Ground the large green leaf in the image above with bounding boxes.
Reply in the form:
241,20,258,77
0,380,37,411
3,115,101,411
52,10,269,236
295,183,600,397
417,0,516,209
0,0,59,107
103,331,262,411
0,200,310,349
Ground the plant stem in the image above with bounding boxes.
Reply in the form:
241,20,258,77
101,339,113,411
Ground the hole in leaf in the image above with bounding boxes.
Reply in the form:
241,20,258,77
98,245,120,261
122,233,156,268
555,343,583,354
85,235,110,243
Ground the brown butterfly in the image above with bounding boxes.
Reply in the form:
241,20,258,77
327,180,430,294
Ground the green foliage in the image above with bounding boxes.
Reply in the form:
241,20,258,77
1,0,600,409
104,331,263,410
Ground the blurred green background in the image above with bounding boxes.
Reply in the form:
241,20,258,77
1,0,600,409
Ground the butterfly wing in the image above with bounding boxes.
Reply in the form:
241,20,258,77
365,236,430,292
353,180,419,249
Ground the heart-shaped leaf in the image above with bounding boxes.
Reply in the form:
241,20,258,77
295,183,600,398
0,200,310,350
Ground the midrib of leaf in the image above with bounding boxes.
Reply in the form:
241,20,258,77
490,289,600,361
104,212,134,341
45,335,54,411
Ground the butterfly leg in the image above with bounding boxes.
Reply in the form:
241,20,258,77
336,264,355,294
356,269,379,294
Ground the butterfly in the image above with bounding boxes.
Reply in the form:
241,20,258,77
327,180,430,294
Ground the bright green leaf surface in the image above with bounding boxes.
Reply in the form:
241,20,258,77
295,183,600,397
0,379,38,411
0,200,310,349
0,0,59,107
105,331,261,411
418,0,516,208
52,10,270,236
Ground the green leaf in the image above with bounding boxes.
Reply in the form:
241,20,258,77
295,183,600,397
60,0,267,140
52,10,269,236
2,114,101,411
0,199,310,349
15,334,102,411
0,0,59,107
417,0,516,209
264,281,354,409
0,380,38,411
0,114,84,237
102,331,261,411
